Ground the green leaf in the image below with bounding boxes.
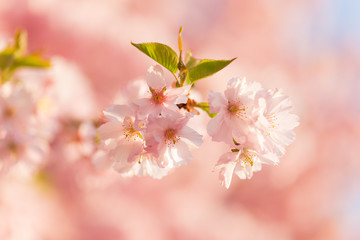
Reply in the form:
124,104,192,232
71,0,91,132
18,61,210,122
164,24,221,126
184,50,201,70
187,58,236,83
194,102,217,118
12,54,51,69
0,30,50,84
131,42,179,74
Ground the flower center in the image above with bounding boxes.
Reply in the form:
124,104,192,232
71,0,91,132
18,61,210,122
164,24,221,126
150,87,167,104
164,128,179,145
265,114,279,136
227,100,248,119
123,117,142,141
239,149,255,168
267,114,279,129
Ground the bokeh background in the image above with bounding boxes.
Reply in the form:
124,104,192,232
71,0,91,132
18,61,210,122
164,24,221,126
1,0,360,239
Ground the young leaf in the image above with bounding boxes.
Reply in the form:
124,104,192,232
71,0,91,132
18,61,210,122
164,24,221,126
187,58,236,83
185,50,201,70
194,102,217,118
12,54,51,69
131,42,179,74
0,31,50,83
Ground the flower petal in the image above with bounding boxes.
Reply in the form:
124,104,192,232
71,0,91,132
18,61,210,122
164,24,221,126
146,65,166,89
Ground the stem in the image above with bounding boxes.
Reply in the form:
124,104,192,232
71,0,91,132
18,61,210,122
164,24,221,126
177,26,187,87
193,102,217,118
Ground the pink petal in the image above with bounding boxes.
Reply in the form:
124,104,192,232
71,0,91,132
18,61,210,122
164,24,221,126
178,126,203,147
208,91,226,113
98,121,124,140
207,114,233,144
103,104,133,122
173,140,193,166
146,65,166,89
218,160,237,189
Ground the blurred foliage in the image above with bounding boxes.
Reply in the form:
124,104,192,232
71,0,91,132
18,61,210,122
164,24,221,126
0,31,51,84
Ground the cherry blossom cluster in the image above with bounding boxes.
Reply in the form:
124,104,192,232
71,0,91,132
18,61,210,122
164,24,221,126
98,65,203,179
0,32,103,174
0,59,102,174
0,79,49,172
208,77,299,188
98,28,299,188
99,65,299,187
0,29,299,189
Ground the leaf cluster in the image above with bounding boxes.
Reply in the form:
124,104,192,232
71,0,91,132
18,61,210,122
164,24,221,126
131,27,236,118
131,28,235,86
0,31,51,84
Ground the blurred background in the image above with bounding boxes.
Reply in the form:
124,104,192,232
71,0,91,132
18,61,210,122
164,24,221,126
0,0,359,239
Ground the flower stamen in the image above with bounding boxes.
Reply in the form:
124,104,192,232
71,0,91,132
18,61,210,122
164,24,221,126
150,87,167,104
122,117,142,141
227,100,247,119
239,149,255,167
164,128,180,145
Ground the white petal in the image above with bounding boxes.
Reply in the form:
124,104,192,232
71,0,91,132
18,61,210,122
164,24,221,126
225,77,242,100
234,164,253,179
166,84,191,98
98,121,124,140
178,126,203,147
218,160,237,189
208,91,226,113
133,98,154,116
215,152,238,167
111,140,143,171
207,114,233,144
174,94,188,105
258,151,279,166
175,140,193,166
103,104,133,122
146,65,166,89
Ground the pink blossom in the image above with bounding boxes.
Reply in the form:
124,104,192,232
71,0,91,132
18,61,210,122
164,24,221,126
98,104,171,179
113,79,148,105
0,82,49,173
0,82,35,130
255,88,299,156
215,144,278,189
145,112,203,168
0,126,48,174
134,65,190,117
112,152,172,179
207,77,263,144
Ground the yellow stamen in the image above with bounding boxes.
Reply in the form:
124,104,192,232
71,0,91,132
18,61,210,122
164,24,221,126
227,99,248,120
164,128,179,145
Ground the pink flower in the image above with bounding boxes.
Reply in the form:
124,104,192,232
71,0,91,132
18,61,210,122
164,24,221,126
0,82,35,129
113,79,148,104
98,104,144,164
98,104,171,179
215,143,278,189
134,65,190,117
145,112,203,168
112,152,172,179
0,126,48,174
0,82,49,173
255,88,299,156
207,77,263,144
